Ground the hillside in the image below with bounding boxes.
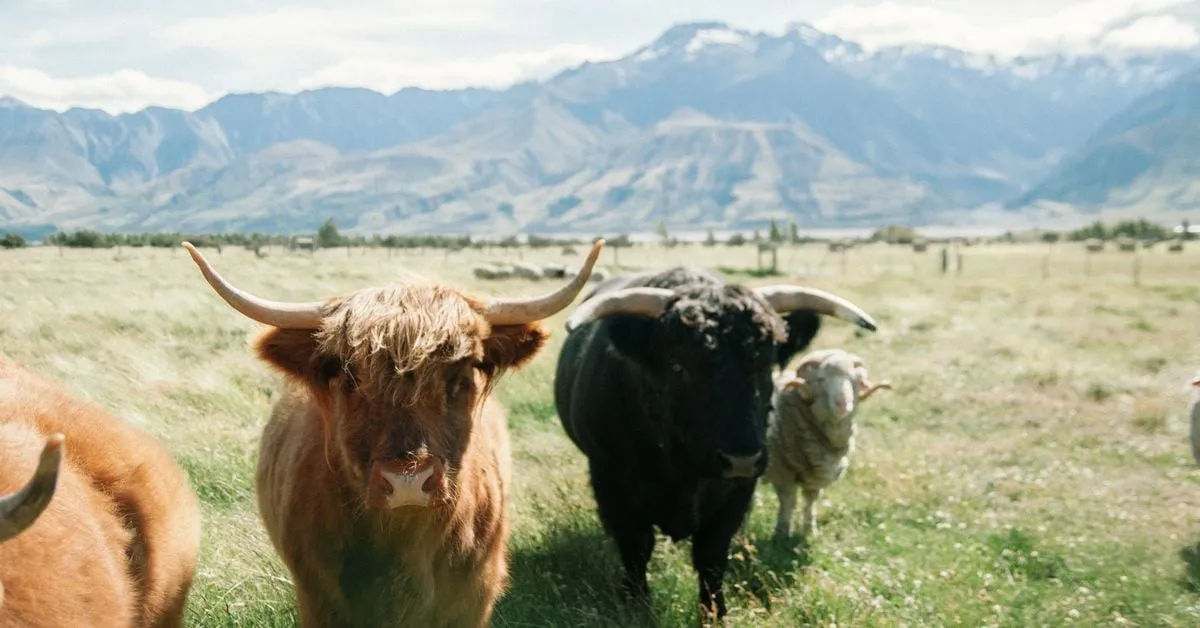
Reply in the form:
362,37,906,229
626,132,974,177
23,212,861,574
1007,66,1200,217
0,21,1197,236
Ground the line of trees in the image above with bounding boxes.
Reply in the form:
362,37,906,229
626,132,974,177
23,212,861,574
1,233,26,249
8,217,1190,253
1065,219,1180,242
22,221,595,251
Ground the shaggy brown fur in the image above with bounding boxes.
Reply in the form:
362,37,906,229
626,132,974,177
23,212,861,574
0,356,202,627
249,283,550,627
0,422,136,626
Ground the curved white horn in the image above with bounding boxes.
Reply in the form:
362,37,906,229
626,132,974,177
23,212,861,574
565,287,676,331
755,285,877,331
481,239,605,326
182,242,326,329
0,433,65,543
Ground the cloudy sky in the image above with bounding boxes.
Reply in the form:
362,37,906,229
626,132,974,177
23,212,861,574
2,0,1197,113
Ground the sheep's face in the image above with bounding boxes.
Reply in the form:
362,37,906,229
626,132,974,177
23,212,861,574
786,349,890,421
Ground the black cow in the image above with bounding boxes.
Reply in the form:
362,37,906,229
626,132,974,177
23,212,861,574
553,266,877,619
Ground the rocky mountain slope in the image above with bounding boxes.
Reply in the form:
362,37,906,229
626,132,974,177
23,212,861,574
1007,66,1200,217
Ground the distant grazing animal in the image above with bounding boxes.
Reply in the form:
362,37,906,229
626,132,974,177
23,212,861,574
1084,239,1104,252
182,239,604,628
568,266,608,283
0,356,202,627
512,261,543,280
765,349,891,539
553,266,878,619
472,264,516,280
542,263,567,279
473,264,502,280
1190,375,1200,465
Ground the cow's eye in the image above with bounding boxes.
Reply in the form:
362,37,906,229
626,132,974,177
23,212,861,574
447,364,478,399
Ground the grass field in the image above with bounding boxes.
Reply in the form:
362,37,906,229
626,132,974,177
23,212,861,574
3,239,1200,627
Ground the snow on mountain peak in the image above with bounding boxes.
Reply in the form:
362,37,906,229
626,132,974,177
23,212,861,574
683,27,755,55
630,22,757,63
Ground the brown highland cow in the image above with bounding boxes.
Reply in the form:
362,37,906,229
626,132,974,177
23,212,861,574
0,356,202,627
182,239,603,627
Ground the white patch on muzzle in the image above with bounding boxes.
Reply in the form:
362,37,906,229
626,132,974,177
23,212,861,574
824,378,856,419
379,465,436,509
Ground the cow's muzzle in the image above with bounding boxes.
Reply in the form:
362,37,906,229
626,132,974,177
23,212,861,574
368,456,446,509
718,449,765,479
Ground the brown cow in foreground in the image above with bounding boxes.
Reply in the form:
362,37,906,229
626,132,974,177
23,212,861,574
182,239,604,627
0,357,202,627
0,429,139,626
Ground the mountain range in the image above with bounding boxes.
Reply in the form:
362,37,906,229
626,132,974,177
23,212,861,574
2,20,1199,237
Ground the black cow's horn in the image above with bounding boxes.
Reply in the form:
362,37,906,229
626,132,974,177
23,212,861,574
564,287,675,331
0,433,65,543
755,285,878,331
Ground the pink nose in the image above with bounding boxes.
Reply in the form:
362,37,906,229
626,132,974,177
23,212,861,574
369,458,444,509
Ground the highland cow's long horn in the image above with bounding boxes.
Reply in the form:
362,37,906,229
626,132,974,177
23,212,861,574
564,287,676,331
0,433,65,543
481,239,606,326
755,285,878,332
182,242,326,329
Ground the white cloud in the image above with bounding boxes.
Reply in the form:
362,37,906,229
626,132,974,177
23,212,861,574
0,66,217,113
814,0,1199,56
18,29,53,49
160,4,512,59
2,0,1199,112
296,43,617,92
1102,14,1200,48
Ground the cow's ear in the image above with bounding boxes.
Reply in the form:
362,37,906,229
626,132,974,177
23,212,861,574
777,310,821,370
606,316,659,365
253,328,340,384
484,323,550,371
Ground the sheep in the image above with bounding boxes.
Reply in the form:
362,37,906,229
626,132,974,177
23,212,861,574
473,264,515,280
472,264,501,280
1190,376,1200,465
764,348,892,539
512,261,543,280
